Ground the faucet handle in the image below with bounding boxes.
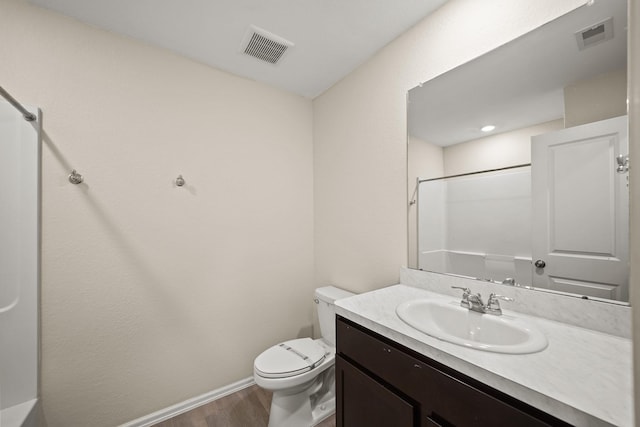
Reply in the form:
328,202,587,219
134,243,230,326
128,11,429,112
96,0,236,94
489,293,514,302
451,286,471,308
486,293,514,315
451,286,471,297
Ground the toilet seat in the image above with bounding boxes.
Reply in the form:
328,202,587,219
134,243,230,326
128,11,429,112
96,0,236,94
255,338,327,379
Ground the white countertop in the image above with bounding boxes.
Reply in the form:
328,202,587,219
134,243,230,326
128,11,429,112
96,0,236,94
335,284,633,427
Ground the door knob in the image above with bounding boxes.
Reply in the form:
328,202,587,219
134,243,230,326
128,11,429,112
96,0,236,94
534,260,546,268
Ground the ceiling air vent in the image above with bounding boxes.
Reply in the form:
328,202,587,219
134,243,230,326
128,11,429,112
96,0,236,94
575,17,614,50
240,25,294,65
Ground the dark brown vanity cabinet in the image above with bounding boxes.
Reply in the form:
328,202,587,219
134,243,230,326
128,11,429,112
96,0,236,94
335,317,572,427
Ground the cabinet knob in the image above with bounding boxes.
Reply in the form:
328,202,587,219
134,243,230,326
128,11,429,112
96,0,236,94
534,259,546,268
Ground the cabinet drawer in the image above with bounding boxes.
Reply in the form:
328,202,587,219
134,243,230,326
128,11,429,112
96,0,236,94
337,316,426,393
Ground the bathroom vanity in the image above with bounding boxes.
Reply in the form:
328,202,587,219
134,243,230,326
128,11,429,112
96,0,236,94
335,283,632,427
336,317,569,426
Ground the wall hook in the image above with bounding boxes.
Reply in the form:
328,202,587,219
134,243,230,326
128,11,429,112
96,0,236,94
175,175,185,187
68,169,84,185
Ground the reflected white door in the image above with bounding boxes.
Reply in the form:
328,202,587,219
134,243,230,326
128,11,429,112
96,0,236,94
531,115,628,301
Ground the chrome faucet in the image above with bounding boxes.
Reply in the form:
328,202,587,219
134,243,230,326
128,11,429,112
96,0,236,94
466,292,486,313
451,286,471,309
485,293,514,315
451,287,514,315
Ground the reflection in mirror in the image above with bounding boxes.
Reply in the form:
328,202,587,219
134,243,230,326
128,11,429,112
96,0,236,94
407,0,629,303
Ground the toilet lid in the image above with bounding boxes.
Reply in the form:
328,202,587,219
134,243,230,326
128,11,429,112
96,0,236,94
254,338,327,379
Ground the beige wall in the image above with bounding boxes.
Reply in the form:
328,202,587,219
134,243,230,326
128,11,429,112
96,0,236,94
408,136,444,182
564,68,628,127
313,0,586,294
442,119,564,176
0,1,314,426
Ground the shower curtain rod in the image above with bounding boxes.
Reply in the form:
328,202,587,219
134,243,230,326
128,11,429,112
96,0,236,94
0,85,36,122
418,163,531,184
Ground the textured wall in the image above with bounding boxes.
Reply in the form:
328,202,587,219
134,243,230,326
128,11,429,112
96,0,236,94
313,0,586,294
0,1,314,426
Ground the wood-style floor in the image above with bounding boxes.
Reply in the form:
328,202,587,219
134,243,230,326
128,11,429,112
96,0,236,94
152,384,336,427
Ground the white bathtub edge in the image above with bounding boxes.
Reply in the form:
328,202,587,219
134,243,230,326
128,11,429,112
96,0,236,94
1,398,38,427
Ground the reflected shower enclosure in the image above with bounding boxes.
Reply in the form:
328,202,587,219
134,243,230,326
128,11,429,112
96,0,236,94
417,166,532,285
0,98,41,427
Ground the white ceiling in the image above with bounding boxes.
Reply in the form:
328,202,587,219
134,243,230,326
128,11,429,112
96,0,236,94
28,0,448,98
408,0,627,146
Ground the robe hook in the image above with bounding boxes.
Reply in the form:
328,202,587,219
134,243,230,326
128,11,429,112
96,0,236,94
68,169,84,185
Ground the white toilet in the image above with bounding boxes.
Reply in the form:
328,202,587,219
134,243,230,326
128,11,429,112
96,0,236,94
253,286,354,427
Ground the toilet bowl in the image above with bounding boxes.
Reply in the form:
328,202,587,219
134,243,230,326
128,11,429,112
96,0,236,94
253,286,354,427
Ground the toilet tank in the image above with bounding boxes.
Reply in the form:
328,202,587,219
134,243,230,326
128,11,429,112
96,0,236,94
315,286,355,346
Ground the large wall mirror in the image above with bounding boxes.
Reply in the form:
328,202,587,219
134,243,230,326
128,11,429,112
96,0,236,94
407,0,629,304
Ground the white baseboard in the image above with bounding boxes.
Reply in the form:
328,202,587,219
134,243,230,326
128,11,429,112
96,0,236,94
119,377,256,427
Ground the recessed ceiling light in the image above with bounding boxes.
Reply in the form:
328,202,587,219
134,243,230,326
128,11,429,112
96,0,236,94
481,125,496,132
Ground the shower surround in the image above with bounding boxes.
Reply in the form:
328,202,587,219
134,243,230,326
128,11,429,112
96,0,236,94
0,99,41,427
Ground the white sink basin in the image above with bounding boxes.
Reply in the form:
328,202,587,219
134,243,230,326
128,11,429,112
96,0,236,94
396,299,548,354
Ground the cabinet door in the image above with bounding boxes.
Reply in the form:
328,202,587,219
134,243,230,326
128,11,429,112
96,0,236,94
336,355,415,427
